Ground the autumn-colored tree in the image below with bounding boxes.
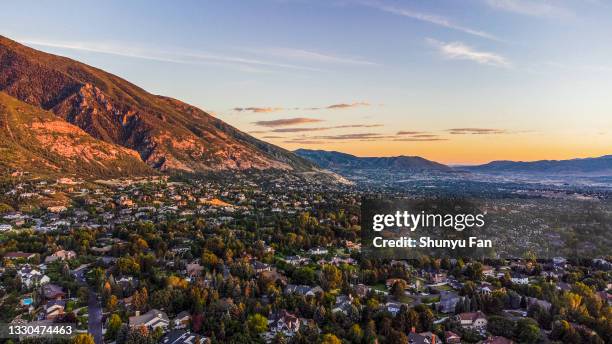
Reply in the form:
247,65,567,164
247,313,268,333
320,264,342,290
72,333,95,344
348,324,363,343
107,313,122,340
167,275,189,289
321,333,341,344
107,295,118,312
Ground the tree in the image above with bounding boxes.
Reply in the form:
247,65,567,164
293,267,316,285
321,265,342,290
107,295,118,312
487,316,516,338
515,318,541,344
465,262,483,281
349,324,364,343
391,280,408,299
107,313,123,340
247,313,268,334
321,333,341,344
72,334,95,344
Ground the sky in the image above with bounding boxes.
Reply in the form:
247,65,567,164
2,0,612,164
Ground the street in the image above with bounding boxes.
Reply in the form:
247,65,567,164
88,292,103,344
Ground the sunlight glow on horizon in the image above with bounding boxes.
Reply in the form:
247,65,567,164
2,0,611,163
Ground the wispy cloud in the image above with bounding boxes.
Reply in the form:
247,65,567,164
272,127,331,133
17,37,322,73
484,0,572,18
394,131,446,141
333,124,383,128
233,107,284,113
393,137,448,141
259,47,378,66
428,39,510,67
397,131,428,135
235,102,371,113
364,1,499,41
283,139,328,145
253,117,323,127
326,102,370,110
447,128,507,134
312,133,393,141
269,124,383,133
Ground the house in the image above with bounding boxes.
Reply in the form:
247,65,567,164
482,265,495,277
407,332,431,344
174,311,191,329
17,265,49,288
44,250,77,263
268,310,300,336
161,329,207,344
444,331,461,344
44,300,66,320
385,302,402,316
186,263,204,278
284,284,323,297
42,284,65,300
332,295,354,314
307,247,328,255
456,311,488,329
510,274,529,285
320,256,356,266
283,255,310,266
417,331,438,344
427,272,448,284
552,257,567,267
117,276,139,291
4,252,36,261
252,261,271,274
129,309,170,330
526,297,552,311
478,285,493,295
439,291,461,313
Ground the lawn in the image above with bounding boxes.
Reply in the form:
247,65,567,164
431,284,454,292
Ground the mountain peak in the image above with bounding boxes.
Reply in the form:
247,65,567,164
295,149,451,172
0,35,316,176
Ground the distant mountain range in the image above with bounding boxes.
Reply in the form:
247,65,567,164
462,155,612,175
296,149,612,176
0,35,316,177
294,149,452,172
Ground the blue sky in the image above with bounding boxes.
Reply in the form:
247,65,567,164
2,0,611,163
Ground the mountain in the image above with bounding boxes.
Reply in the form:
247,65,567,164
0,35,315,176
294,149,452,172
0,92,153,177
465,155,612,175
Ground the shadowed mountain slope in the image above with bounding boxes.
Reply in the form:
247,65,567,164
0,35,315,174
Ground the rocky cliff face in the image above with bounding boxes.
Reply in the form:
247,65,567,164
0,92,153,177
0,35,315,174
